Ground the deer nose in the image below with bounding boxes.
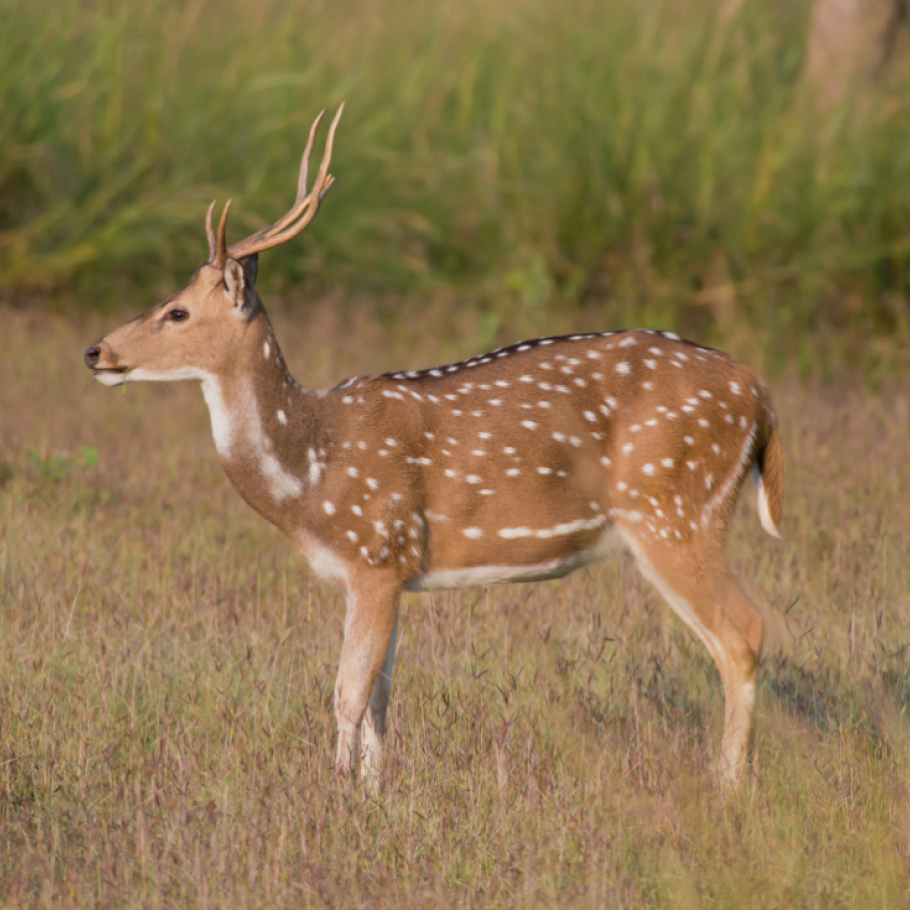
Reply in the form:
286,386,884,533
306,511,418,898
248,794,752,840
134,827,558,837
84,345,102,368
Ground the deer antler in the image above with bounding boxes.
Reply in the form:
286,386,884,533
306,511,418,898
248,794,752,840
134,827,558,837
205,103,345,267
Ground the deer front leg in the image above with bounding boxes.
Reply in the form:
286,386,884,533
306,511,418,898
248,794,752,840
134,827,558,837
334,580,401,779
360,612,399,783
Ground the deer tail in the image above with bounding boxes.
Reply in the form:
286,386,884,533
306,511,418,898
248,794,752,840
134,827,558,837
753,415,784,539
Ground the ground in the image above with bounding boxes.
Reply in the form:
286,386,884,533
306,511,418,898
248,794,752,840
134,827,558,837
1,303,909,908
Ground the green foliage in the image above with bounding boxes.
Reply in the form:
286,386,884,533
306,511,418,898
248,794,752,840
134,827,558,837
28,445,98,481
1,0,909,347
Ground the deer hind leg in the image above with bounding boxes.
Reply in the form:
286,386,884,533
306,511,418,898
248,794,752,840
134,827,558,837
334,579,400,781
621,530,763,789
714,576,764,786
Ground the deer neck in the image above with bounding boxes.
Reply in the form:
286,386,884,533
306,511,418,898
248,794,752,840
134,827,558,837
200,314,326,530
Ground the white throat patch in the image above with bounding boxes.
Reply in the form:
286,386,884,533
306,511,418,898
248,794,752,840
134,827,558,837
202,376,303,502
202,376,235,457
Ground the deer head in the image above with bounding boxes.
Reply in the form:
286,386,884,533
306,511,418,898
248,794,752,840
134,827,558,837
84,105,344,386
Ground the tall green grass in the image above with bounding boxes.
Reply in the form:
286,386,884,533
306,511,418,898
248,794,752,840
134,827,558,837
2,0,909,350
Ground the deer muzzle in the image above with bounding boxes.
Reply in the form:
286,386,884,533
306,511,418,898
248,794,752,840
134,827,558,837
84,339,128,384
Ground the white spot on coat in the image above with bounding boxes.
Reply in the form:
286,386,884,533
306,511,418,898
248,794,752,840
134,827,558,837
308,448,324,485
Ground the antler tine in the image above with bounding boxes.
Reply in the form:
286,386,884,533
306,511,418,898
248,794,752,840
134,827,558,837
310,103,344,196
296,109,325,206
215,200,232,266
205,200,218,262
227,103,344,262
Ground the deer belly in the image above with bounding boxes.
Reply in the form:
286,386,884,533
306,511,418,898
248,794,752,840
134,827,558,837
404,526,621,591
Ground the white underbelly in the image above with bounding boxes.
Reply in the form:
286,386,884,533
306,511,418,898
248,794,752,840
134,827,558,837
405,527,622,592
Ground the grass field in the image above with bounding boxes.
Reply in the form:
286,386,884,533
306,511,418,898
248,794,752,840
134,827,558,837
3,0,910,363
3,0,910,902
1,304,909,907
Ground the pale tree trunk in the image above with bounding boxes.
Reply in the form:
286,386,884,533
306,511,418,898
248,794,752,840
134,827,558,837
805,0,908,107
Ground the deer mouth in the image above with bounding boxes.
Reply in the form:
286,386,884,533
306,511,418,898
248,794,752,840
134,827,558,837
92,366,129,386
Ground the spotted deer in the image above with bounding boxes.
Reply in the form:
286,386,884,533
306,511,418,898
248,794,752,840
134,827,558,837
85,105,784,789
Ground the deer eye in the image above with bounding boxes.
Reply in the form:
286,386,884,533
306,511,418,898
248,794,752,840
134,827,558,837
168,309,189,322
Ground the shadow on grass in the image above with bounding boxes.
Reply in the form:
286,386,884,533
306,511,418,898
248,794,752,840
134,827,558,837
762,642,910,753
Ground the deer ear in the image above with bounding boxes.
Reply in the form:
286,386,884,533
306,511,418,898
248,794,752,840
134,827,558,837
242,253,258,288
223,258,246,307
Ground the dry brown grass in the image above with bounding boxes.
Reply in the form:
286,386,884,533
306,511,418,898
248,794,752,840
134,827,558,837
1,302,909,908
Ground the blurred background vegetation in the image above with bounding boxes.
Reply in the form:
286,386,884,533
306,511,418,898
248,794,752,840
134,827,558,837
2,0,909,374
